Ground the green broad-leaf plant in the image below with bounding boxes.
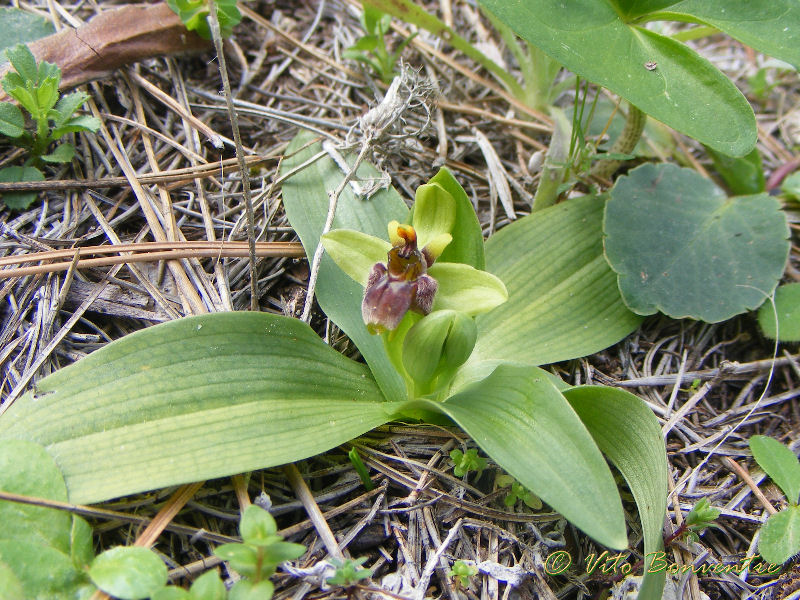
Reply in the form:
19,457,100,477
0,131,668,599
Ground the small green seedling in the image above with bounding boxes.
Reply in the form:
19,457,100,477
448,560,477,588
750,435,800,565
343,3,416,84
348,447,374,491
0,43,99,209
682,497,721,543
450,448,486,479
166,0,242,39
326,557,373,587
496,474,542,510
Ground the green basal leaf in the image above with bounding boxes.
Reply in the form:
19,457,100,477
605,163,790,322
51,115,101,138
345,35,381,54
478,0,756,155
0,313,398,504
0,165,44,210
428,167,485,269
662,0,800,69
281,130,408,402
428,262,507,315
152,586,191,600
321,229,390,286
470,195,642,374
758,283,800,342
214,544,259,577
564,386,667,600
89,546,167,600
759,506,800,565
409,364,627,549
0,540,90,599
0,102,24,137
0,561,24,600
229,580,275,600
749,435,800,505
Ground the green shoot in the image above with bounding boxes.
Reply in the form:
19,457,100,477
166,0,242,39
496,474,542,509
448,560,477,588
348,447,374,491
326,557,373,587
450,448,487,479
343,3,417,84
0,43,100,209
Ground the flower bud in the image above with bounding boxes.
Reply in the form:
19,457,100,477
402,310,477,391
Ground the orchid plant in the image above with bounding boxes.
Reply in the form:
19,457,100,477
0,133,669,599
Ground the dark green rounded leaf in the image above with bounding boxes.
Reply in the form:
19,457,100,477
89,546,167,600
189,569,226,600
605,163,789,322
758,283,800,342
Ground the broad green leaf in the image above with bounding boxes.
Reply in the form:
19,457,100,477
0,439,71,551
428,167,485,269
0,540,90,599
759,506,800,565
89,546,167,600
0,9,55,60
478,0,755,156
428,262,508,315
0,561,24,600
472,195,642,371
605,163,790,322
0,313,397,504
758,283,800,342
783,172,800,199
564,386,667,600
663,0,800,69
152,587,191,600
321,229,390,286
612,0,682,19
749,435,800,505
41,142,75,163
0,165,43,210
214,544,259,577
413,364,627,549
0,102,24,137
345,35,380,54
707,146,765,195
281,130,408,402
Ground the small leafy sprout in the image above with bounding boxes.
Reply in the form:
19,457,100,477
0,44,100,209
326,557,373,587
166,0,242,39
343,3,417,84
749,435,800,565
213,504,306,593
448,560,477,588
348,447,374,491
450,448,486,479
683,497,721,543
496,474,543,510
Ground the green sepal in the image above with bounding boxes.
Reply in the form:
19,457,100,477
321,229,390,286
428,262,508,315
413,182,457,253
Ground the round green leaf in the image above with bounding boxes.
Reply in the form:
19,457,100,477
0,540,88,598
188,569,226,600
0,165,44,210
759,506,800,565
604,163,790,322
240,504,278,545
89,546,167,600
229,579,274,600
758,283,800,342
